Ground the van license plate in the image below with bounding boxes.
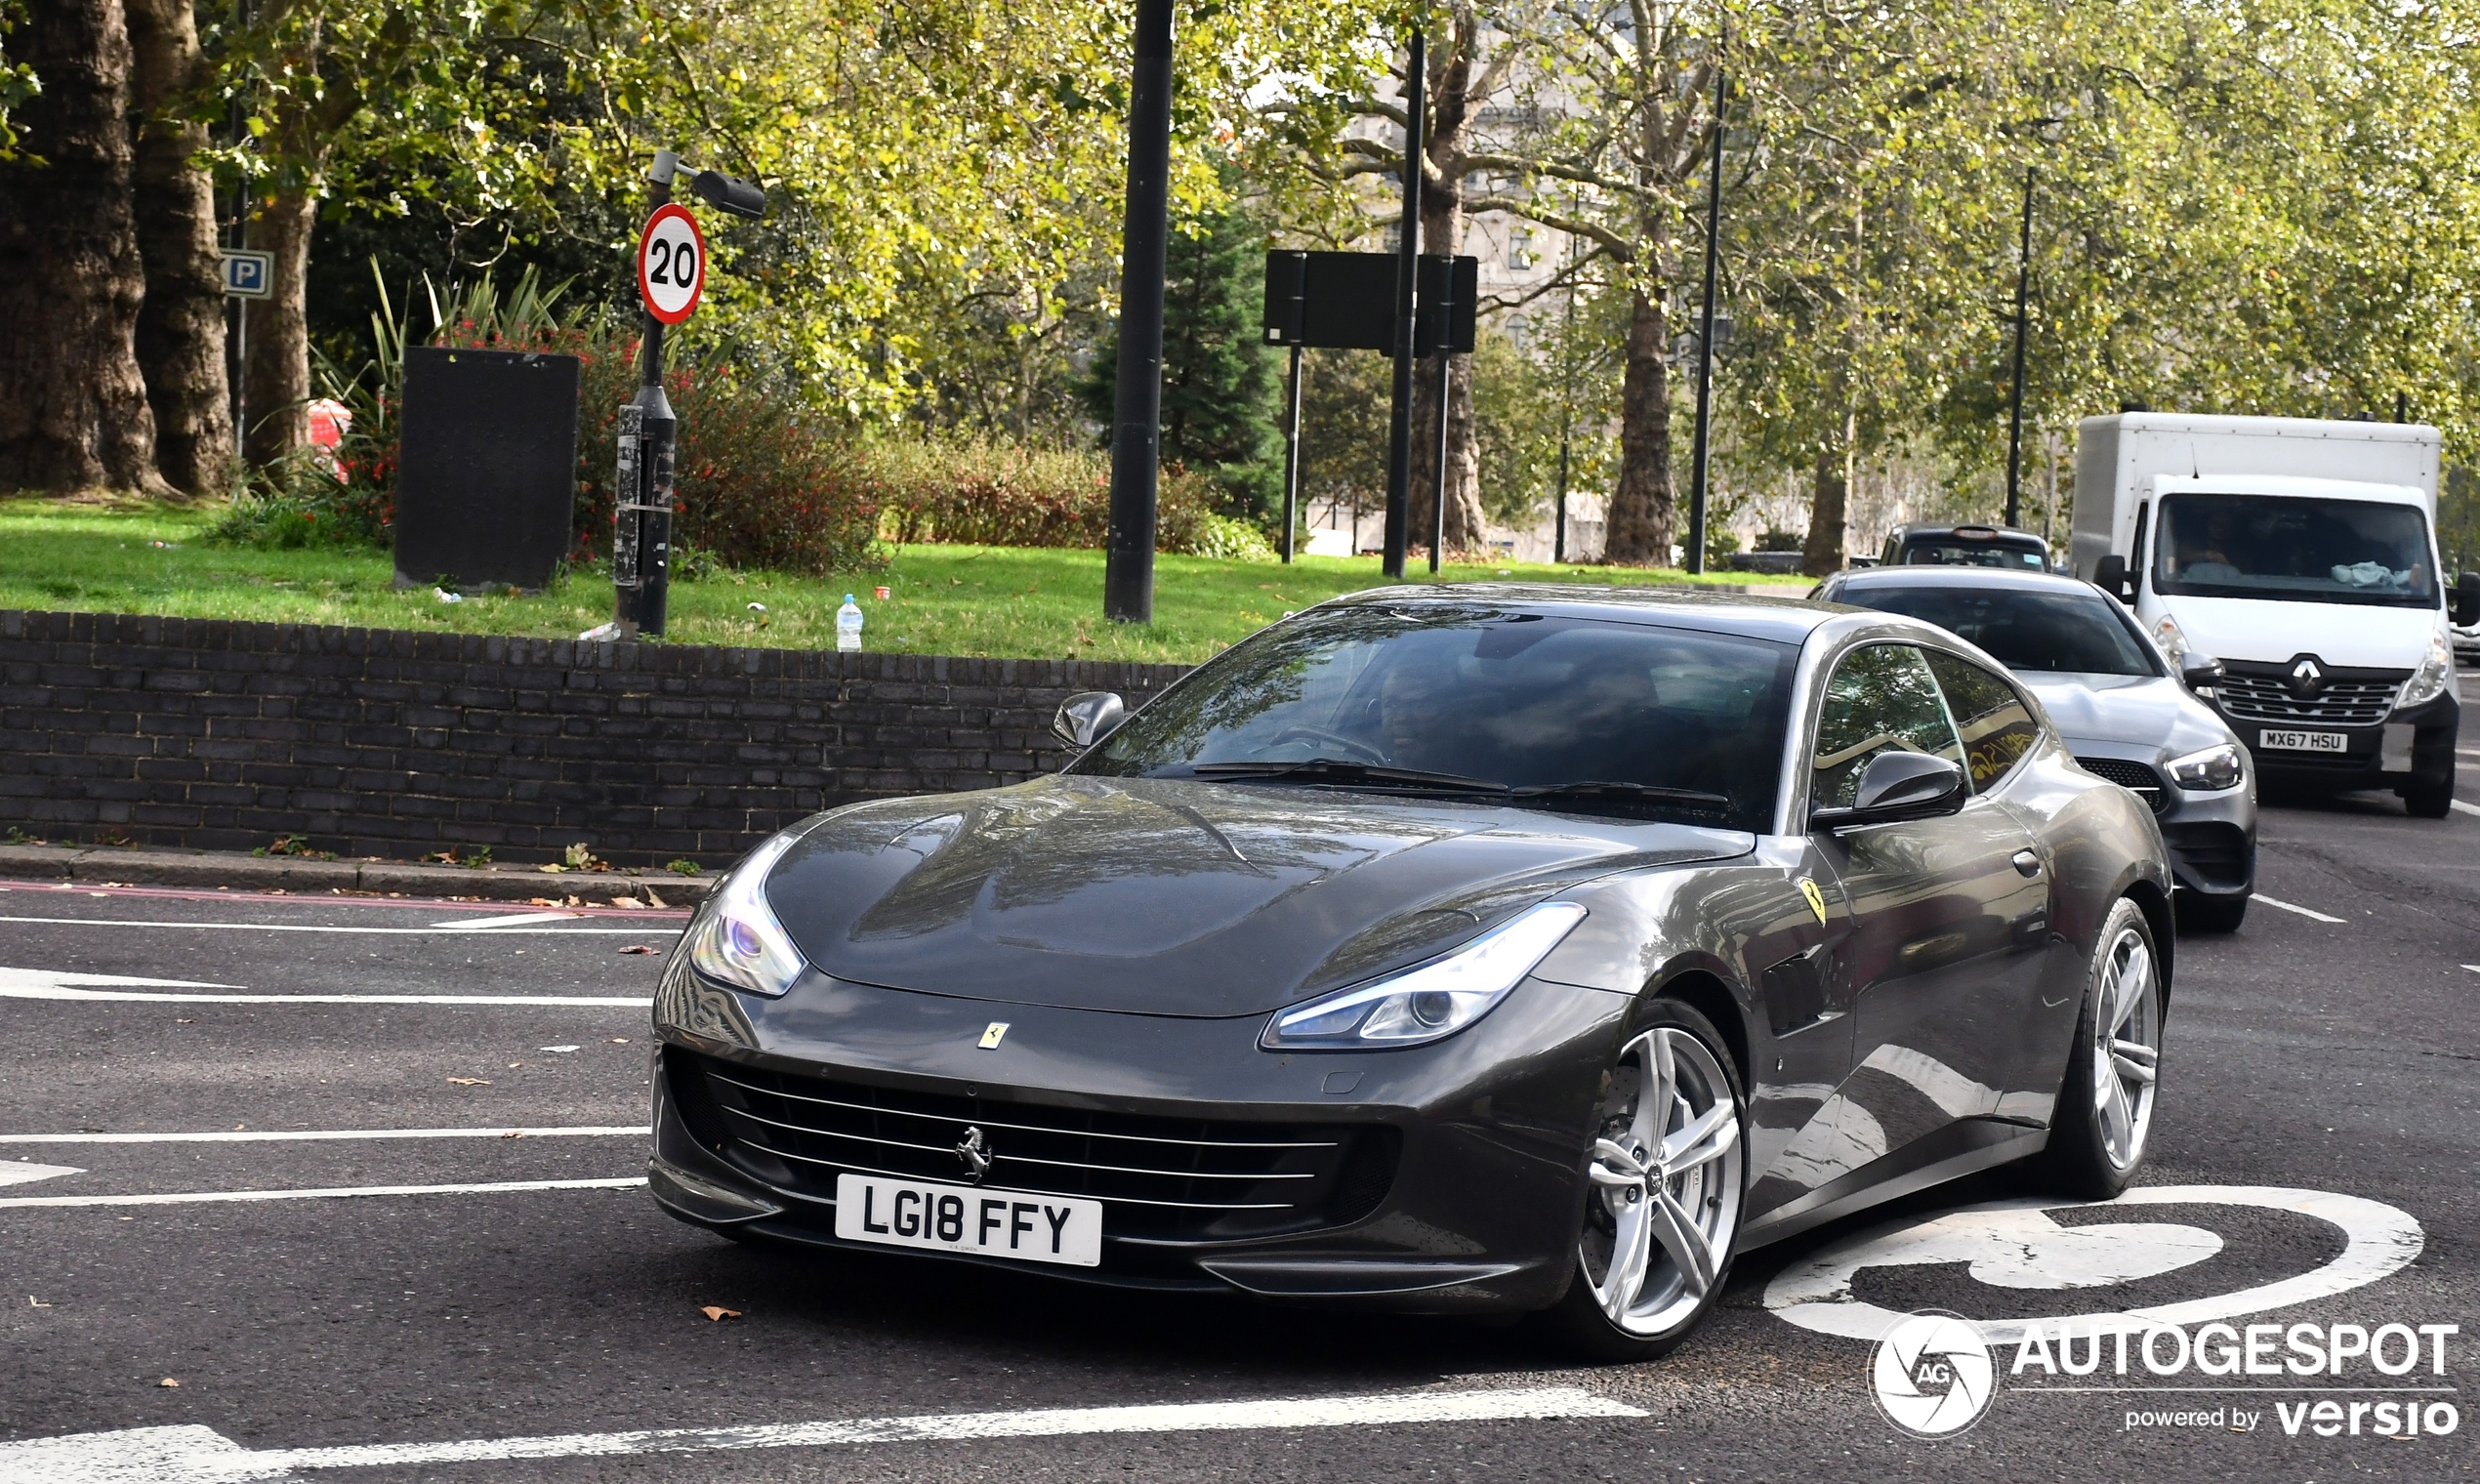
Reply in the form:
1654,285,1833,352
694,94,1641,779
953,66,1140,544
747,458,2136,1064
833,1174,1101,1266
2259,729,2348,753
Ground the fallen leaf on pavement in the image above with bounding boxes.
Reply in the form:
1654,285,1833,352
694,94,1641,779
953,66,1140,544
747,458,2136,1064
620,945,658,955
609,1038,630,1045
611,897,642,909
701,1306,742,1322
28,1296,50,1308
158,1378,180,1387
501,1131,523,1139
447,1077,490,1087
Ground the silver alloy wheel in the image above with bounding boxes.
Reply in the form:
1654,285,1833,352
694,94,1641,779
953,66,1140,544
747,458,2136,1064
1578,1025,1745,1336
2092,924,2160,1170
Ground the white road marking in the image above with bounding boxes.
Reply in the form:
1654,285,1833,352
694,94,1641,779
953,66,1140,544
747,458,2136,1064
1765,1184,2423,1344
0,1161,83,1188
432,911,580,929
0,1387,1644,1481
0,1175,648,1210
0,914,676,936
2451,799,2480,817
2252,893,2346,924
0,1126,647,1146
0,966,647,1007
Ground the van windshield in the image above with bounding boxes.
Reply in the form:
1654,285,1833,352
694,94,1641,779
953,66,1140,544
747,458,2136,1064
2154,494,2437,607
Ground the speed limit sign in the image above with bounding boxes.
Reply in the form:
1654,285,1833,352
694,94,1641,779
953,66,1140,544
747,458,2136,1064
638,203,706,324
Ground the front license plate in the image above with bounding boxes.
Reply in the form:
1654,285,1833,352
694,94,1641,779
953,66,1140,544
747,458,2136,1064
2259,729,2349,753
833,1173,1101,1267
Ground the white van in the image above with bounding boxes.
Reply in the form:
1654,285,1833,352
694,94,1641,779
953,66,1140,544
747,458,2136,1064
2072,412,2479,818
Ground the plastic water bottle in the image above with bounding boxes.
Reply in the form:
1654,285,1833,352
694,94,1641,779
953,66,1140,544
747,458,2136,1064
836,595,864,652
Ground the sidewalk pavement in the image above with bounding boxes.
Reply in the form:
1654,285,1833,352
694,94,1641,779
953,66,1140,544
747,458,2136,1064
0,844,714,907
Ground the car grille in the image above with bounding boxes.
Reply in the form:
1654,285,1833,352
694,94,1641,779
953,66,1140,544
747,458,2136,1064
2215,667,2404,726
2077,757,2168,812
673,1051,1398,1243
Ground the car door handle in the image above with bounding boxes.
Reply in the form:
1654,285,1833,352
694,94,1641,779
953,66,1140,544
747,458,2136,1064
2010,849,2043,878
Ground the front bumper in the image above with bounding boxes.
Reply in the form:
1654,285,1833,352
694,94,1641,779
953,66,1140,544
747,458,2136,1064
647,965,1633,1314
2215,689,2459,794
2068,742,2255,900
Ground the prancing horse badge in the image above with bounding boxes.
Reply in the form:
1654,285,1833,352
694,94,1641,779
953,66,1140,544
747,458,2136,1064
1798,878,1829,925
978,1021,1010,1049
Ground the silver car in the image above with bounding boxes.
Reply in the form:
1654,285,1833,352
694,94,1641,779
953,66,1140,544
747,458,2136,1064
1815,566,2256,931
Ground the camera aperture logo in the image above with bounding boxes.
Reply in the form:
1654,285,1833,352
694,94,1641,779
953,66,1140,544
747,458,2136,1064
1872,1310,1998,1438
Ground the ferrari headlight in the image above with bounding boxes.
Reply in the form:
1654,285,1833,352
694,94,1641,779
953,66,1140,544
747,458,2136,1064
2395,627,2455,710
2152,613,2191,669
1261,902,1587,1051
2165,742,2244,792
684,832,806,997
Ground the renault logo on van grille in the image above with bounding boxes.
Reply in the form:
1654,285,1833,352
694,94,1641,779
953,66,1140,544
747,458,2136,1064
2289,656,2324,696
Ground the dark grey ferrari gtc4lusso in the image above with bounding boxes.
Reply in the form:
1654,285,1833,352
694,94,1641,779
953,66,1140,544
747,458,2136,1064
647,586,2173,1359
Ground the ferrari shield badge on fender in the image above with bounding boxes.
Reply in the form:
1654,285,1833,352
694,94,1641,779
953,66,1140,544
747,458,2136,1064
1798,878,1829,924
978,1021,1010,1049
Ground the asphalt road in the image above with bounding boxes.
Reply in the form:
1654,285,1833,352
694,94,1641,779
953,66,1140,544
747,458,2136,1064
3,672,2475,1482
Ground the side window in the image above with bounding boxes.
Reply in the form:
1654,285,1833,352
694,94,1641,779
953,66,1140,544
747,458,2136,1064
1810,644,1965,811
1922,650,2042,794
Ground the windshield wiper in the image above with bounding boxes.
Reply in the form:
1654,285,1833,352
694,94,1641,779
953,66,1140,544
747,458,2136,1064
1183,760,1510,794
1507,780,1733,812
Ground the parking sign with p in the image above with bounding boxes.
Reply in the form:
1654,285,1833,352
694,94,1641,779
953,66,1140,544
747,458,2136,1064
221,250,273,299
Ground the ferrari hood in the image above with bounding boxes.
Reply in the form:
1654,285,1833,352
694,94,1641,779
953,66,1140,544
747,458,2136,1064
764,775,1750,1017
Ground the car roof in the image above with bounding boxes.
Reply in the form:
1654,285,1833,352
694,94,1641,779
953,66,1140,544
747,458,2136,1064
1321,581,1841,644
1822,566,2100,596
1888,523,2047,547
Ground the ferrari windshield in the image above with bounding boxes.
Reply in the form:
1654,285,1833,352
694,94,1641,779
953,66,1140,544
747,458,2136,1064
1073,605,1797,830
2155,494,2438,607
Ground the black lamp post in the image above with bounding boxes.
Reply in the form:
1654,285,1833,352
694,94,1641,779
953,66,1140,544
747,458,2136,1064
1381,31,1426,582
1685,56,1727,577
2003,166,2035,529
1103,0,1176,624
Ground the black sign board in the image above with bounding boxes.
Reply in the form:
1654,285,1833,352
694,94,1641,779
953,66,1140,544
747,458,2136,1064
393,346,581,593
1262,250,1476,354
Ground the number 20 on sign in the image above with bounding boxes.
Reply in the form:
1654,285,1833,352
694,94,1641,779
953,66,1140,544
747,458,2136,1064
638,203,706,325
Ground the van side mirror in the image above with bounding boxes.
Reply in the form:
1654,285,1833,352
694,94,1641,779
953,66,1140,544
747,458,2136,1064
2454,571,2480,627
1052,691,1126,749
2094,555,2132,603
1809,751,1967,832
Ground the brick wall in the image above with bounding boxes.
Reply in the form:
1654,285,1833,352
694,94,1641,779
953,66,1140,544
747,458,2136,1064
0,610,1192,866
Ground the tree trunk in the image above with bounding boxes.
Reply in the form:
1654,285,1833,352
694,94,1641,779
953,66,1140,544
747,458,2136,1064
1605,287,1674,564
0,0,163,494
1801,430,1849,577
242,184,316,467
125,0,233,497
1406,7,1485,557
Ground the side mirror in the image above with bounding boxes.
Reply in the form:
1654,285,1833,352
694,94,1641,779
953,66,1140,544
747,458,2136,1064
2094,554,2132,604
2453,571,2480,628
1051,691,1126,749
2180,655,2225,694
1809,751,1967,832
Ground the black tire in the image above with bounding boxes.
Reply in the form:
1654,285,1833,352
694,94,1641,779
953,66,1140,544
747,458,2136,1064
1541,999,1749,1362
2038,897,2163,1199
2175,889,2248,934
2401,774,2454,819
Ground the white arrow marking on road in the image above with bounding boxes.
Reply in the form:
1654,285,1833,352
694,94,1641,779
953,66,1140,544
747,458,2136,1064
0,968,650,1007
0,1387,1644,1482
0,1160,84,1188
0,1175,648,1210
0,1126,647,1145
0,914,677,936
1764,1184,2423,1344
2251,893,2347,924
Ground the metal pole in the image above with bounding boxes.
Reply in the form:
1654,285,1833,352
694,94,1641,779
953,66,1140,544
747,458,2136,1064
1686,58,1726,577
1281,343,1302,563
2005,166,2034,529
1429,311,1449,576
1382,31,1426,582
1553,234,1577,564
1103,0,1175,624
615,156,679,638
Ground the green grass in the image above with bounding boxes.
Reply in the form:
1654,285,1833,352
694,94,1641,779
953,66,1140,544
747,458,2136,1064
0,497,1806,664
